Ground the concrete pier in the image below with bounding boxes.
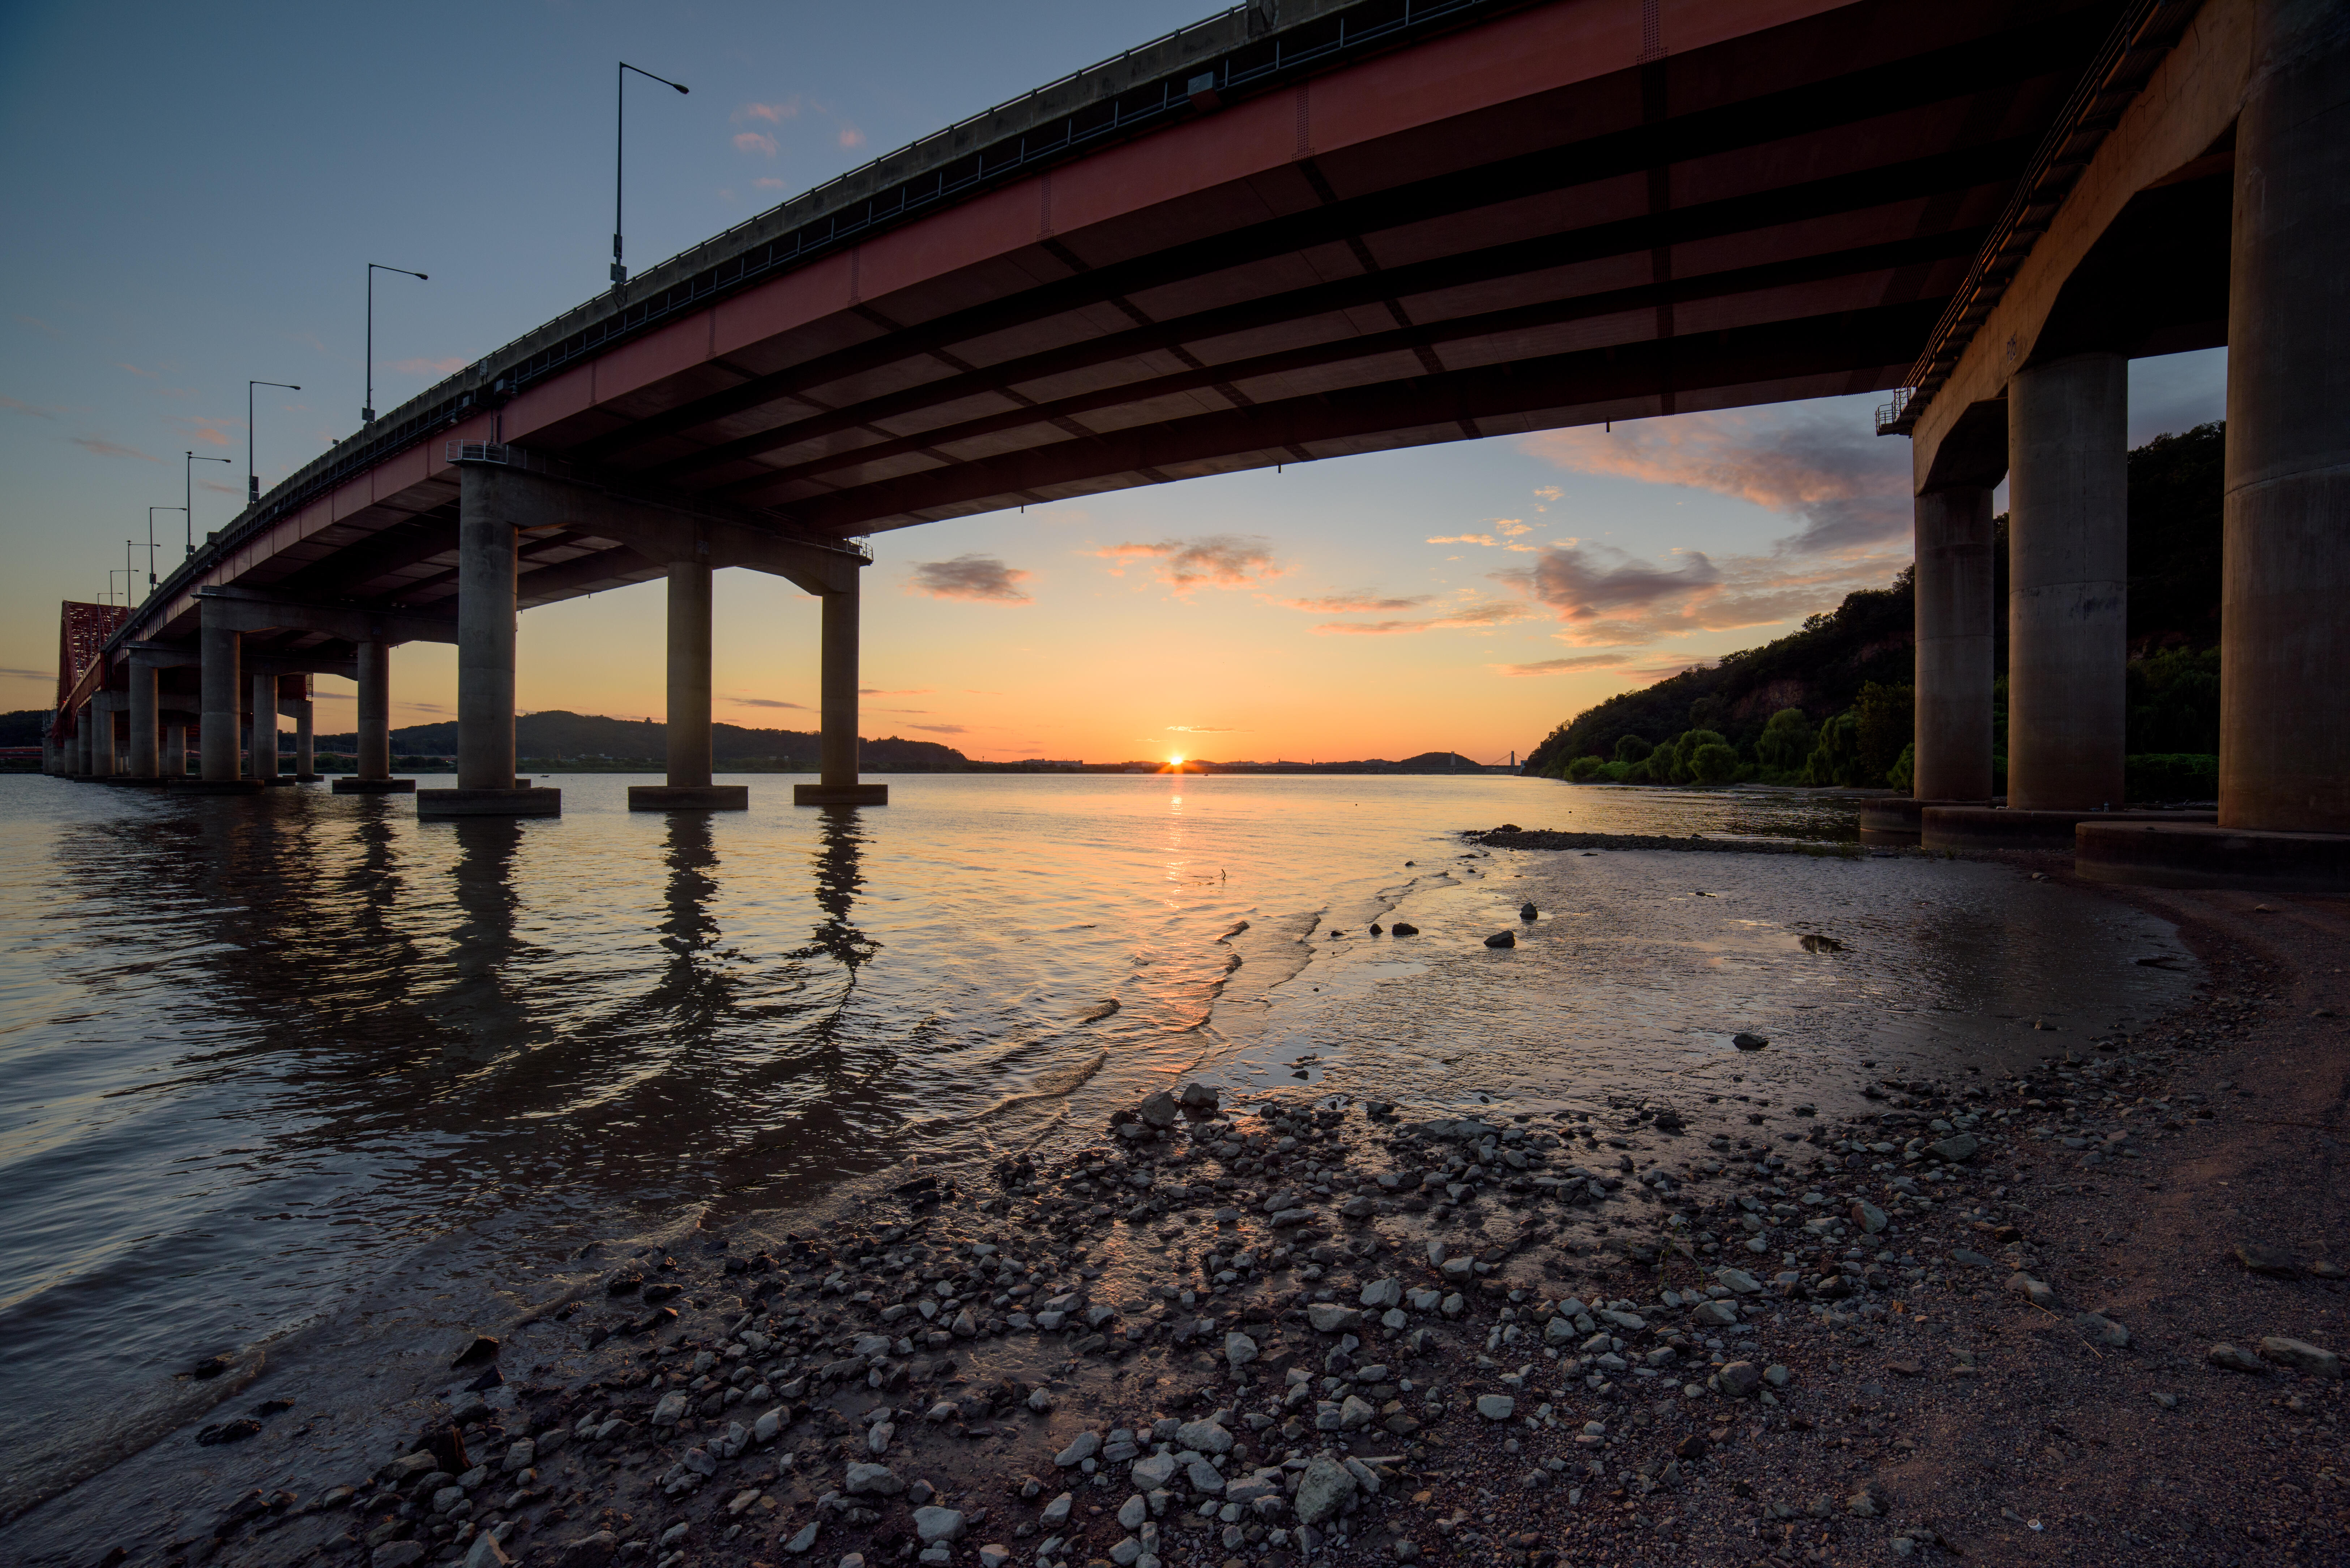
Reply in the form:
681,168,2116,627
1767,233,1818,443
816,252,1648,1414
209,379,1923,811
336,640,415,793
162,721,186,778
90,698,116,778
2007,351,2128,811
178,609,264,794
631,561,747,812
1912,485,1996,802
286,675,317,780
251,671,282,785
796,576,887,807
1923,806,2215,853
420,462,559,818
127,660,160,782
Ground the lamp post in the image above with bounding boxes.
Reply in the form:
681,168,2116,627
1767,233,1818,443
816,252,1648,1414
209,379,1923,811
248,381,300,505
185,451,232,558
145,507,174,588
613,62,690,290
363,264,428,424
108,567,132,607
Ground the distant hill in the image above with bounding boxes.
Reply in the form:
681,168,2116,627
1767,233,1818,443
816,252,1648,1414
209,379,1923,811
317,710,969,770
0,711,43,747
1524,422,2226,789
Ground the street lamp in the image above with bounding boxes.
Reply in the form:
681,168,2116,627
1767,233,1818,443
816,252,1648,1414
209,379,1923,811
613,62,689,290
248,380,300,505
185,450,232,558
364,264,428,424
108,567,133,607
145,507,175,588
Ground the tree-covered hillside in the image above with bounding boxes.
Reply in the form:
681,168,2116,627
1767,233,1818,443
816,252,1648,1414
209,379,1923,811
1523,422,2225,794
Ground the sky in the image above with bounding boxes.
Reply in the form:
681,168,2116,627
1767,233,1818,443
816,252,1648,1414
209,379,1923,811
0,1,2229,764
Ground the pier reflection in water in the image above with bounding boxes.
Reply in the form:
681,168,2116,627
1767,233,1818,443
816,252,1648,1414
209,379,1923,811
0,772,2195,1522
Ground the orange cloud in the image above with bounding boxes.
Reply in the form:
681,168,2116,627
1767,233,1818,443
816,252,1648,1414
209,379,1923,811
1313,600,1534,635
738,100,799,123
1497,544,1908,647
734,132,778,157
753,177,788,190
1278,592,1428,613
910,555,1031,602
70,434,159,462
1427,533,1495,547
390,356,467,376
1097,535,1279,590
1489,654,1634,676
0,394,55,418
837,126,866,149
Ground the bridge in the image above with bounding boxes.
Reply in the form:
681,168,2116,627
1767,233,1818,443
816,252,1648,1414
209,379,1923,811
39,0,2347,886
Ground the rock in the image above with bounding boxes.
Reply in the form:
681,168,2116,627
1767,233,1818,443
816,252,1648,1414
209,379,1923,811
1179,1083,1221,1110
2233,1243,2298,1278
555,1533,618,1567
1292,1456,1357,1526
1717,1361,1763,1398
1040,1492,1073,1527
1543,1317,1577,1344
373,1546,428,1568
2258,1337,2343,1379
1175,1418,1234,1455
1731,1033,1769,1050
783,1522,820,1555
2077,1313,2131,1348
1054,1431,1102,1467
1483,931,1516,949
1714,1268,1764,1295
1359,1278,1402,1309
1519,902,1538,921
651,1392,689,1427
1338,1396,1376,1430
1691,1300,1737,1327
450,1336,500,1368
503,1438,535,1473
1929,1134,1980,1164
1307,1303,1365,1334
2005,1273,2059,1310
1851,1201,1889,1234
1675,1434,1709,1461
1225,1332,1259,1368
1186,1458,1224,1494
977,1547,1012,1568
2206,1343,2268,1374
1130,1454,1178,1490
1949,1248,1999,1269
1390,922,1419,937
1475,1395,1516,1421
1137,1091,1180,1129
463,1533,512,1568
1118,1495,1148,1531
912,1507,966,1545
844,1464,904,1496
755,1408,785,1443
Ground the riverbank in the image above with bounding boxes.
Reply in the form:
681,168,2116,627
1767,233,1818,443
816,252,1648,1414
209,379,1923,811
10,864,2342,1568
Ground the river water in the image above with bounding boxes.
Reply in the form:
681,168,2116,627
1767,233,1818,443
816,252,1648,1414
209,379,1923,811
0,772,2196,1522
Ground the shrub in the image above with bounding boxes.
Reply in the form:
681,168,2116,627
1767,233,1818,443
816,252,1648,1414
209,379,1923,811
1566,754,1607,782
1756,707,1814,772
1852,682,1914,780
1803,712,1868,786
1613,734,1654,763
1690,743,1740,784
1888,741,1915,792
2125,752,2218,801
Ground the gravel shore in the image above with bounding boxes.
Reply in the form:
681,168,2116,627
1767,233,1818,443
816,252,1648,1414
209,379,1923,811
15,862,2346,1568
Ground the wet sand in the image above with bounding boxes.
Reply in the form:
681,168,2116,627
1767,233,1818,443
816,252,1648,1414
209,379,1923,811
6,836,2343,1568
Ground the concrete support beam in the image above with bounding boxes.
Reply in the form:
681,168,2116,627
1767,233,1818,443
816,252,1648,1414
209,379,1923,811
629,560,748,811
192,585,458,647
252,671,281,784
2218,0,2350,834
1913,485,1996,803
200,608,242,782
334,640,415,793
128,660,160,779
282,674,316,780
90,698,116,777
796,571,888,806
419,461,559,817
162,722,186,777
2007,351,2128,811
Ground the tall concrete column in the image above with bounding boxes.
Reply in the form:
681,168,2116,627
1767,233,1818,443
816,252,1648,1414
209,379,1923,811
2219,0,2350,832
2007,351,2128,811
418,461,557,815
163,721,187,777
1914,485,1996,802
627,561,746,810
90,701,116,777
70,715,86,776
457,467,517,792
794,567,887,805
252,671,280,783
357,642,392,779
286,674,315,779
200,610,242,781
667,561,713,788
128,660,160,779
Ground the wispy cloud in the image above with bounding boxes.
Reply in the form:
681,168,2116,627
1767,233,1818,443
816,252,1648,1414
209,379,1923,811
753,176,788,190
1097,535,1280,590
1278,591,1428,613
1489,654,1635,677
0,665,51,681
114,362,160,379
389,356,467,376
199,479,240,495
738,100,800,123
909,554,1032,603
70,434,159,463
1520,400,1909,556
837,125,866,149
733,131,778,157
14,315,62,338
1495,543,1906,647
1428,533,1495,547
1312,600,1535,636
168,415,240,449
860,687,934,696
1167,725,1240,733
731,697,809,710
0,394,55,419
905,723,966,734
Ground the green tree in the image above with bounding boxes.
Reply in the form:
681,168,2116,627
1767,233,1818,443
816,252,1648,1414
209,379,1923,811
1566,754,1606,781
1852,682,1914,780
1889,741,1915,792
1613,734,1654,763
1803,712,1868,786
1756,707,1814,772
1690,742,1740,784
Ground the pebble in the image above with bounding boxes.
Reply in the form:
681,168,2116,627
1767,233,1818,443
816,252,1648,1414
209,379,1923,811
2206,1343,2268,1374
2258,1337,2342,1378
1475,1394,1516,1421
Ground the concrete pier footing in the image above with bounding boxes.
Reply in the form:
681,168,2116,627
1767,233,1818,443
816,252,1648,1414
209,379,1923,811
630,785,751,811
1923,806,2216,853
333,777,417,794
794,783,891,806
168,777,266,796
1859,798,1994,845
417,787,563,818
2076,821,2350,895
